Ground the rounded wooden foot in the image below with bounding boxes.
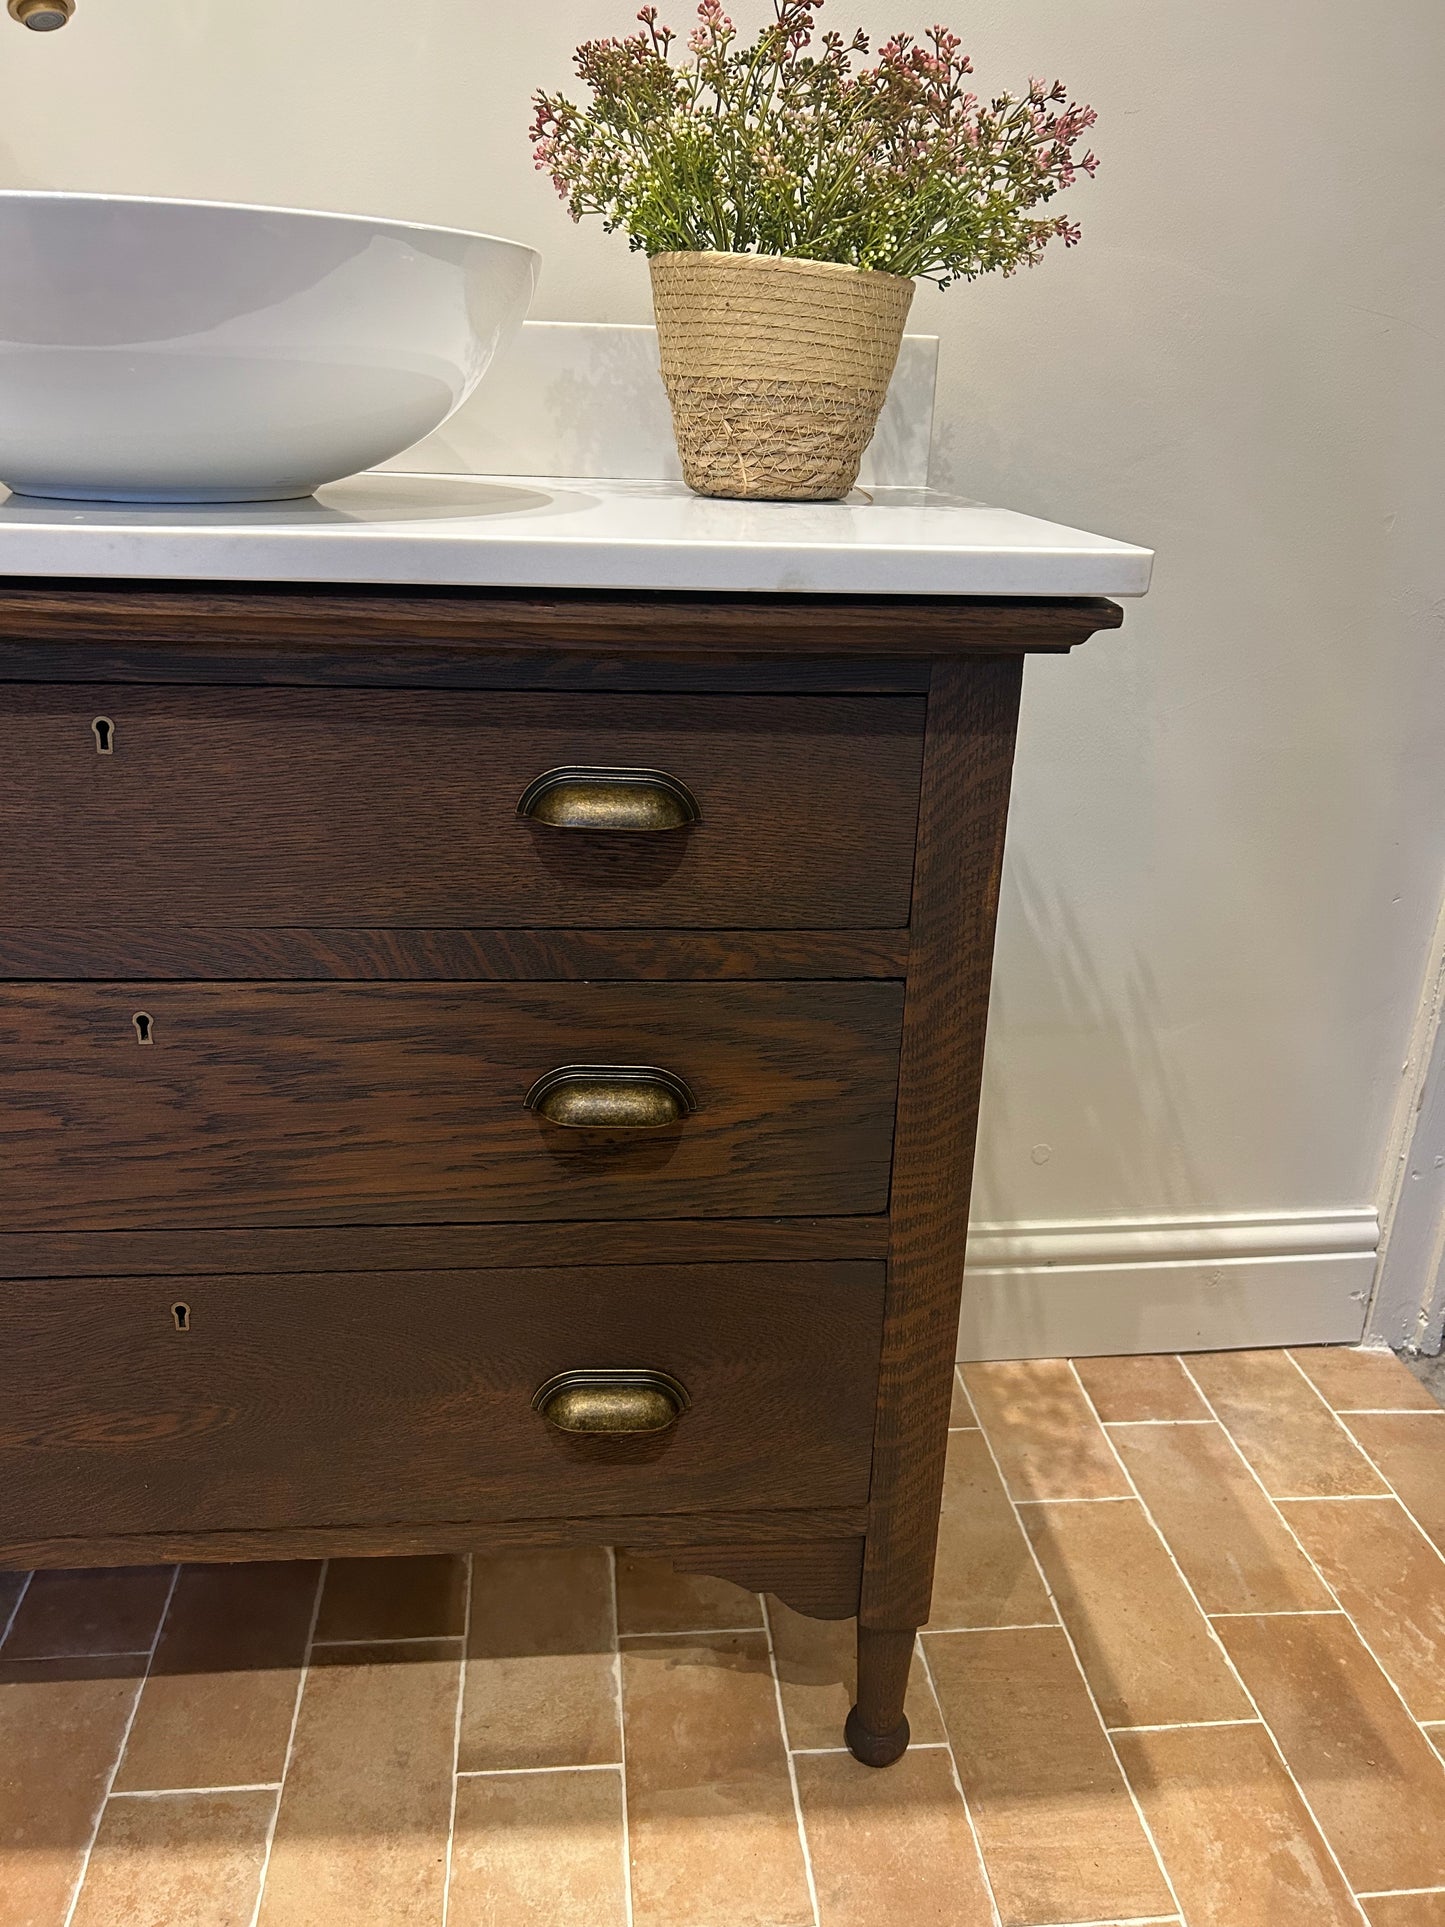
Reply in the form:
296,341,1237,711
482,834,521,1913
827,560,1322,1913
844,1703,911,1768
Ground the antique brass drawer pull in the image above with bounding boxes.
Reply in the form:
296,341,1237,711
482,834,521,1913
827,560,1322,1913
533,1368,691,1435
516,766,701,833
524,1064,696,1130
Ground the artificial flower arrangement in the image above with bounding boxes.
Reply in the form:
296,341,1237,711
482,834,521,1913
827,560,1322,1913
532,1,1097,500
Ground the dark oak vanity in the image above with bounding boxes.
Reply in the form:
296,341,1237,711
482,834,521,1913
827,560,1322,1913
0,578,1120,1765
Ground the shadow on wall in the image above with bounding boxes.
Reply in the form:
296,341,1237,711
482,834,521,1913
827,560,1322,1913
973,847,1204,1221
964,850,1212,1360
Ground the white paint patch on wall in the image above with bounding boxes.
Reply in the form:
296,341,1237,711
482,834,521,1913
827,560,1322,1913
1,0,1442,1353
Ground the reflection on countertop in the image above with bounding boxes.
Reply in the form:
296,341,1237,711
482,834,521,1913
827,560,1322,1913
0,469,1154,598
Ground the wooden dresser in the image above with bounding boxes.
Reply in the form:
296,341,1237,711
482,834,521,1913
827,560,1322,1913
0,578,1120,1766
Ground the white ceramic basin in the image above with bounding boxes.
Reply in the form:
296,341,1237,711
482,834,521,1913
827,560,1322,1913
0,192,539,503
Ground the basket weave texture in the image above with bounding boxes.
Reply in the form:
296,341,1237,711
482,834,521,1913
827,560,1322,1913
649,251,915,501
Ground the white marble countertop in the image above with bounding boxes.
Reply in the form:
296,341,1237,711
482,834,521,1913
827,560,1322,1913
0,472,1153,599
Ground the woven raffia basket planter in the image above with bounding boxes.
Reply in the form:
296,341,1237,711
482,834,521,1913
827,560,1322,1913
649,251,915,501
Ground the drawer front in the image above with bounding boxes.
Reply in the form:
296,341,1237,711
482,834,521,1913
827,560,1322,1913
0,981,903,1228
0,687,924,930
0,1262,885,1537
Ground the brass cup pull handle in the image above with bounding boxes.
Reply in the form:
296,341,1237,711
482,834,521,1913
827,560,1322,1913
524,1065,696,1130
516,766,701,833
534,1369,691,1436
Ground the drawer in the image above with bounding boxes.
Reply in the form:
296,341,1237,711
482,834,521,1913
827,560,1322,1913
0,687,924,930
0,1262,885,1537
0,981,903,1228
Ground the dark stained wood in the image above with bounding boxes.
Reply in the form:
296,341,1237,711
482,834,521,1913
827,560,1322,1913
846,1627,917,1767
0,577,1123,1766
0,688,923,932
0,980,903,1229
0,1262,885,1540
0,578,1122,661
0,1217,891,1278
669,1538,864,1621
0,644,931,695
862,654,1024,1634
0,1507,870,1573
0,926,908,983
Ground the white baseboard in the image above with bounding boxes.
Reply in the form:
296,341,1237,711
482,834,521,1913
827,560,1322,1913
958,1210,1376,1360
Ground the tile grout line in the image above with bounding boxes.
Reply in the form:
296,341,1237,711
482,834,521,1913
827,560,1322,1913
1169,1356,1391,1921
0,1570,32,1651
1280,1355,1445,1754
951,1363,981,1431
455,1762,623,1778
439,1551,473,1927
786,1741,953,1756
607,1548,636,1927
312,1633,466,1650
1207,1354,1445,1741
924,1620,1059,1634
13,1647,154,1661
912,1628,1005,1927
1104,1418,1217,1428
61,1562,181,1927
952,1389,1187,1924
1106,1719,1263,1734
109,1783,283,1799
1330,1407,1445,1416
760,1592,821,1927
1269,1493,1404,1504
1069,1359,1382,1925
1208,1608,1346,1620
1283,1348,1445,1568
1084,1359,1377,1922
619,1624,764,1640
245,1558,328,1927
1014,1495,1137,1506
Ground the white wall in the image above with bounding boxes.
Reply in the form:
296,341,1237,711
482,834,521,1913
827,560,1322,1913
2,0,1442,1352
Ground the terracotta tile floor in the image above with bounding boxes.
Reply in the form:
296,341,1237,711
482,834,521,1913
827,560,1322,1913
3,1345,1444,1927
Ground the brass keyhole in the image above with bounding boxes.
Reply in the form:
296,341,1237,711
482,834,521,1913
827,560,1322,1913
171,1302,190,1332
133,1012,154,1045
92,717,114,755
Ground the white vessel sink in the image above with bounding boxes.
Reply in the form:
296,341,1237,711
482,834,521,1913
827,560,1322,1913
0,192,539,504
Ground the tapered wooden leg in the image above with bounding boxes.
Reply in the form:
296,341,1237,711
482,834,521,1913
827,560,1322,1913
845,1624,915,1767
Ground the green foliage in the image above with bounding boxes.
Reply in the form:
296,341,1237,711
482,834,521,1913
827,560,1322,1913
531,1,1097,285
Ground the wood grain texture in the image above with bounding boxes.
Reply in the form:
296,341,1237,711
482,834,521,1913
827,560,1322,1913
668,1538,864,1621
0,687,923,931
0,642,932,696
0,1506,870,1573
846,1626,917,1766
861,654,1024,1631
0,980,903,1227
0,1217,891,1278
0,1262,885,1539
0,925,908,983
0,578,1122,662
0,584,1107,1744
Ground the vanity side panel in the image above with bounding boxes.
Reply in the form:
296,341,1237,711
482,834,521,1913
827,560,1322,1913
862,652,1023,1631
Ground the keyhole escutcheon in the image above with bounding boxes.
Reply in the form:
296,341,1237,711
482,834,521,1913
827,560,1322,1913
133,1012,153,1045
92,717,114,755
171,1302,191,1332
